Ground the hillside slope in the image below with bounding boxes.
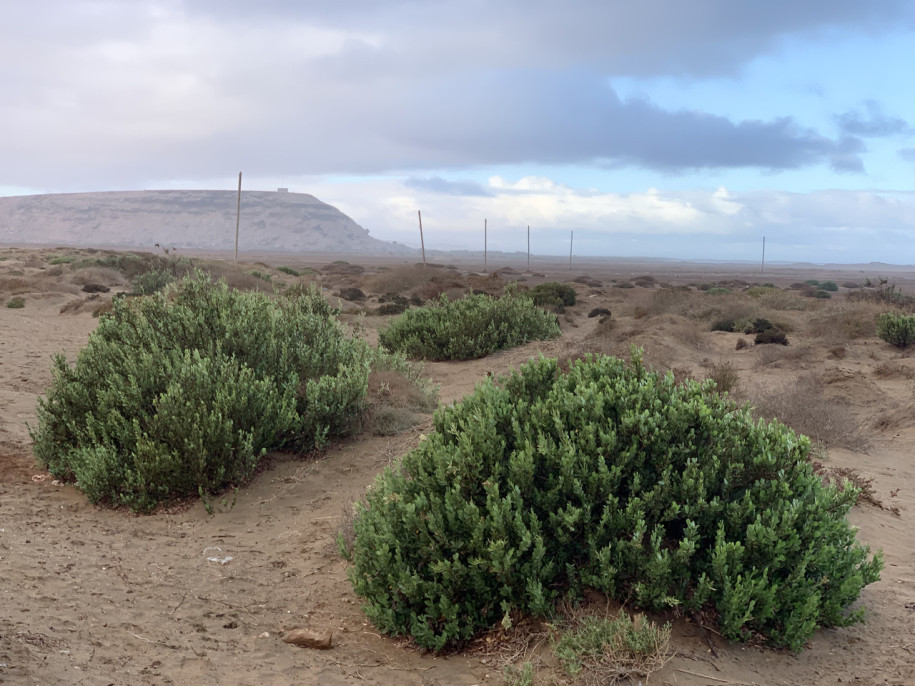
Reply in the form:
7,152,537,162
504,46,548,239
0,190,411,254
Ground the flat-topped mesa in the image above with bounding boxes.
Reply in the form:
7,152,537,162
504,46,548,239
0,189,411,254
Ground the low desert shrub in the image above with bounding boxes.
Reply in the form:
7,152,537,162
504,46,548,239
755,329,788,345
31,271,372,511
876,312,915,348
6,296,25,308
705,287,731,296
277,266,300,277
345,352,882,652
819,281,839,292
378,287,560,360
49,255,77,265
132,269,176,295
531,282,577,310
337,287,366,302
814,290,832,299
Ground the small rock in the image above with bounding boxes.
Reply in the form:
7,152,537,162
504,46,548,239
281,628,333,650
259,632,271,639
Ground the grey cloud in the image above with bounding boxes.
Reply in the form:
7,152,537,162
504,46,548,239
836,101,911,137
898,148,915,163
404,177,492,196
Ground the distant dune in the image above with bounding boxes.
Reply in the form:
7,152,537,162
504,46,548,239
0,190,413,254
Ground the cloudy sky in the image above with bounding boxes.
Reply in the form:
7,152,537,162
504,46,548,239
3,1,915,262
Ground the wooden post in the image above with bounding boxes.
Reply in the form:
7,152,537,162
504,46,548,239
418,210,426,267
527,225,530,269
761,236,766,274
569,230,573,271
234,171,242,264
484,218,487,273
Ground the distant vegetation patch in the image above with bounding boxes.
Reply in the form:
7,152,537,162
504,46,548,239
379,287,560,360
6,296,25,309
530,282,577,311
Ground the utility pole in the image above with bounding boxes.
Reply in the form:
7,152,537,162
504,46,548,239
418,210,426,267
527,225,530,269
484,218,487,273
761,235,766,274
569,230,574,271
234,171,242,264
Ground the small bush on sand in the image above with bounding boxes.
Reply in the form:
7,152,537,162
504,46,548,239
876,312,915,348
379,287,560,360
277,266,300,277
531,282,577,310
31,272,371,512
6,296,25,308
819,281,839,292
337,287,366,302
132,269,176,295
345,352,881,652
755,329,788,345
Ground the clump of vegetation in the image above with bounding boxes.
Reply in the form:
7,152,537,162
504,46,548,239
707,360,740,394
531,282,577,310
277,266,301,277
588,307,612,319
876,312,915,348
337,287,366,302
31,272,372,512
755,329,789,345
378,287,560,360
552,611,671,683
49,255,78,265
813,289,832,299
344,352,882,652
132,269,175,295
849,278,915,308
249,270,272,282
6,296,25,309
705,287,731,296
819,281,838,292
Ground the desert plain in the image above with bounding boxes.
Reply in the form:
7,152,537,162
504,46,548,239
1,245,914,685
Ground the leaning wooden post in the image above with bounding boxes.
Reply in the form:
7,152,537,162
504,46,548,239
234,171,242,264
418,210,426,267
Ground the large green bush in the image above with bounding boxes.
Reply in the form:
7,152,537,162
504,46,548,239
345,352,881,652
378,288,560,360
876,312,915,348
531,282,577,309
32,272,371,511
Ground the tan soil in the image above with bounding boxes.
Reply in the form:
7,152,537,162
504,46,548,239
1,247,914,685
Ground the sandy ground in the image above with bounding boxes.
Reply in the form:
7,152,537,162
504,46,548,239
1,247,914,685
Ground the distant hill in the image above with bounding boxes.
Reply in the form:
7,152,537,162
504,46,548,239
0,190,413,254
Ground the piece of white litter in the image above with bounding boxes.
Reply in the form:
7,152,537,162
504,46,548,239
203,546,233,565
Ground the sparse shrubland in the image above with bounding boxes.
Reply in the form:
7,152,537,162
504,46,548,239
378,287,560,360
32,271,373,511
345,352,882,652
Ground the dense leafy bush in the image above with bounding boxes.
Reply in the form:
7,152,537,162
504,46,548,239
378,287,560,360
277,265,301,277
755,329,788,345
132,269,175,295
819,281,838,292
531,282,577,309
32,272,371,511
813,289,832,299
6,296,25,309
876,312,915,348
345,352,881,651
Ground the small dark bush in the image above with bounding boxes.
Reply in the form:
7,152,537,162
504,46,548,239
705,287,731,296
31,272,371,511
735,338,749,350
277,266,301,277
531,282,577,309
345,353,881,652
711,319,736,332
338,287,366,302
876,312,915,348
49,255,77,265
588,307,612,318
376,302,409,315
81,283,110,294
6,296,25,309
379,287,560,361
819,281,838,292
805,279,820,286
814,290,832,299
744,318,773,334
614,282,635,289
755,329,789,345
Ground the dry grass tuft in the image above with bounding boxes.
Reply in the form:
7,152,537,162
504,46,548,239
808,301,882,344
811,461,900,516
744,373,868,451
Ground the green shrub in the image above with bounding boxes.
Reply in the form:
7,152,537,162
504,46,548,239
132,269,176,295
705,287,732,296
31,271,371,511
710,318,736,332
49,255,77,265
755,329,788,345
6,296,25,309
338,287,366,302
805,279,820,286
378,288,560,360
876,312,915,348
814,289,831,299
345,352,880,652
531,282,577,310
819,281,838,292
249,270,272,282
277,266,300,277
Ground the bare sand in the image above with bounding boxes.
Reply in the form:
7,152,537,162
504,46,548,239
1,247,914,685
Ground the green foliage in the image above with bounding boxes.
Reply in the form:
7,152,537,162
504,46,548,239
31,271,371,511
346,352,881,651
6,296,25,309
876,312,915,348
249,270,273,282
710,318,736,332
705,287,732,296
805,279,820,286
552,612,671,681
49,255,77,265
746,286,777,298
132,269,176,295
531,282,577,310
814,290,832,299
819,281,838,292
277,266,301,277
378,288,560,360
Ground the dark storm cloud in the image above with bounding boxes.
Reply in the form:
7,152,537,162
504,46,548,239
836,101,911,137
